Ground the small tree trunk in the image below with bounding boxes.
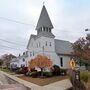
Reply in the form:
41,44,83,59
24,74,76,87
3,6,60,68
41,68,43,77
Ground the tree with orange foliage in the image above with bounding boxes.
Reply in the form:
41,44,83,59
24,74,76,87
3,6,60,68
28,55,53,76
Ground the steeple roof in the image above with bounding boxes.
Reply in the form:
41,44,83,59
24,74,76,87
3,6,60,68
36,5,54,30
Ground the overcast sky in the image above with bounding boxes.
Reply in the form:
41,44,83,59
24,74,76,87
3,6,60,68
0,0,90,56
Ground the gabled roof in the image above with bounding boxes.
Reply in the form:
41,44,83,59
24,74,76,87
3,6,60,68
55,39,73,55
27,34,37,49
36,5,53,30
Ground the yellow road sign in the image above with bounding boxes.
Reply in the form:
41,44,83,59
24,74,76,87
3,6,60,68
69,59,76,70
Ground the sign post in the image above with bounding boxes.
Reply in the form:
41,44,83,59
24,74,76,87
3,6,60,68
69,59,80,90
75,67,80,89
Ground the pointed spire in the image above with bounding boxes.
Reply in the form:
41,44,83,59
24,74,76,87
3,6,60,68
36,5,54,30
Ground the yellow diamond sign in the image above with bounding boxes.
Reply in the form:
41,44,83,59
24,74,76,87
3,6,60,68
69,59,76,70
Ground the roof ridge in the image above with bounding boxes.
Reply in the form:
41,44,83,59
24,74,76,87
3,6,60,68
55,39,71,42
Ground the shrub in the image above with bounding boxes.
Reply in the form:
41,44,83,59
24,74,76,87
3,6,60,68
46,72,53,77
31,68,37,72
26,72,31,76
22,67,28,74
60,68,67,75
51,65,61,76
26,71,53,78
43,72,53,77
15,68,22,74
26,72,34,76
15,67,28,74
31,72,39,78
80,71,89,83
26,71,39,77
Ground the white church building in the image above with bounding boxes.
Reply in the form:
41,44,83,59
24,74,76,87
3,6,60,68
11,5,73,69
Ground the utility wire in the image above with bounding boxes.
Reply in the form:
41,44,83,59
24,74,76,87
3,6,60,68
0,16,35,27
0,16,84,33
0,38,26,47
0,16,67,31
0,44,26,51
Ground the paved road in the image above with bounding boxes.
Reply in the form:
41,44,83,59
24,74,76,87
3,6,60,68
0,71,72,90
0,72,31,90
0,73,8,84
0,84,29,90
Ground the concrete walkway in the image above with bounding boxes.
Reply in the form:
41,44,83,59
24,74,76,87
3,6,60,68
0,71,72,90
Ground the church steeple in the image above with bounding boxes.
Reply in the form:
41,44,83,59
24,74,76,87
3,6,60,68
36,5,54,37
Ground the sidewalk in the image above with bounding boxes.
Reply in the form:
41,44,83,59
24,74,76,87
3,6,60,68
0,71,72,90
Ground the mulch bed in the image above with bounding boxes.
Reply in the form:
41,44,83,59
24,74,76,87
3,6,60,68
17,75,68,86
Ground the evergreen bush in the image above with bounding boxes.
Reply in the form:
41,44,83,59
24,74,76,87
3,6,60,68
51,65,61,76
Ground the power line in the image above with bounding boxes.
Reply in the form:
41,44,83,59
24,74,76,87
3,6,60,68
0,16,35,27
0,38,26,47
0,16,66,31
0,16,83,33
0,44,26,51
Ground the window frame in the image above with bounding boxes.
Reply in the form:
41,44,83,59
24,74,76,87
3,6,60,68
60,57,63,67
